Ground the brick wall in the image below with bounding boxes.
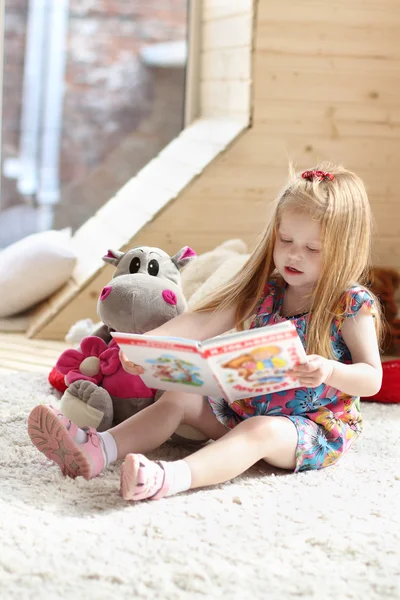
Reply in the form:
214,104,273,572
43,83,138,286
1,0,187,231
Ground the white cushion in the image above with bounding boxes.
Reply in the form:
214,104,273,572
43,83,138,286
181,238,248,301
0,229,77,318
188,253,250,308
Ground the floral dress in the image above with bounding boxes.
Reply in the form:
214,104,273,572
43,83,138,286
207,279,375,472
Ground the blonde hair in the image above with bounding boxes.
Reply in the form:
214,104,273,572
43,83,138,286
193,162,383,359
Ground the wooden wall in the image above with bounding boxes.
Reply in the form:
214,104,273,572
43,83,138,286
252,1,400,271
31,0,400,338
139,0,400,265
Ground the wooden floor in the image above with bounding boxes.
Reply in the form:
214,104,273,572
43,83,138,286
0,333,69,374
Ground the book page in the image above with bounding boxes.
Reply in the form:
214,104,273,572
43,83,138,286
112,333,223,397
201,323,307,402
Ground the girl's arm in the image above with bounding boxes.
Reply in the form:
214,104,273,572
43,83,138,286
288,306,382,396
325,306,382,396
147,306,237,342
120,306,238,375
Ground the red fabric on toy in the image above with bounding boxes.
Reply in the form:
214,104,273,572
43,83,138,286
48,366,68,393
361,360,400,404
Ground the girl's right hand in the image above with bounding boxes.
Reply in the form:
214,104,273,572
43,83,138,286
119,351,145,376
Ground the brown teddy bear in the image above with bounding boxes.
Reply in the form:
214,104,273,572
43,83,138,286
367,266,400,356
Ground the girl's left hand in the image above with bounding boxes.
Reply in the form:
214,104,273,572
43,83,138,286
287,355,334,388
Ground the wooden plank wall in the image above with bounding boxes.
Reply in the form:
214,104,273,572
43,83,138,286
252,0,400,271
201,0,253,120
135,0,400,269
32,0,400,339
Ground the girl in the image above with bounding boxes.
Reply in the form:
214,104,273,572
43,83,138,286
28,163,383,501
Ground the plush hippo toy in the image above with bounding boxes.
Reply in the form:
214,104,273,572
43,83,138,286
53,245,207,440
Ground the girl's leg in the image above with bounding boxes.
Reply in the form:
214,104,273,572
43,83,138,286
28,392,226,480
109,391,227,458
186,415,298,488
121,415,298,501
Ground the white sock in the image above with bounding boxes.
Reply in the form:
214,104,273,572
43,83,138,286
72,427,117,467
75,428,88,444
164,460,192,497
97,431,118,466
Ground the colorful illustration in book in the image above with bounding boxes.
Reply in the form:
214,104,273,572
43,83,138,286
221,345,288,387
145,354,204,387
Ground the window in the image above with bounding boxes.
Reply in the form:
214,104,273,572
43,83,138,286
0,0,188,247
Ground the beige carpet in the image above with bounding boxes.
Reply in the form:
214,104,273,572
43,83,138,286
1,372,399,600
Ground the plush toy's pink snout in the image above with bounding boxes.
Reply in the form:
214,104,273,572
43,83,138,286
162,289,177,305
100,286,112,301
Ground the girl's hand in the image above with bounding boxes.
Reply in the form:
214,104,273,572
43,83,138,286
119,351,145,376
287,355,334,388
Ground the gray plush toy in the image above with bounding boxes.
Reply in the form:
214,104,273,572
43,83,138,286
54,245,203,437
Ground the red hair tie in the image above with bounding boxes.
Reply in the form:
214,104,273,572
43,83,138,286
302,170,334,182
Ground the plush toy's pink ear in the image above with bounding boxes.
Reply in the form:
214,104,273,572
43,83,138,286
171,246,196,271
102,249,125,267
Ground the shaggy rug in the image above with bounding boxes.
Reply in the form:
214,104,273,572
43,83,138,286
0,373,399,600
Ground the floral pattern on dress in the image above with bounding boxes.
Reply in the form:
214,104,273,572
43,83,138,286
207,396,242,429
207,279,374,472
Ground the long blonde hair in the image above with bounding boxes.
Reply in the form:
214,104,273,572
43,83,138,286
192,162,383,359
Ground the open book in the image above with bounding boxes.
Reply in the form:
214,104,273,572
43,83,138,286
112,320,307,402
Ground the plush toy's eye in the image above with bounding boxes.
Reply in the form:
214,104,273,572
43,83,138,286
148,259,159,276
129,257,141,273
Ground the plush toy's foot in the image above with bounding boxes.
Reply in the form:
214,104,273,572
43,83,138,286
65,380,113,431
27,404,105,480
120,454,170,501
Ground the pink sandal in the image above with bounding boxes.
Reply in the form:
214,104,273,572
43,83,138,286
27,404,105,480
120,454,170,501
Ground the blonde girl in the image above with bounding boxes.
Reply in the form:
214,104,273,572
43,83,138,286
28,163,383,501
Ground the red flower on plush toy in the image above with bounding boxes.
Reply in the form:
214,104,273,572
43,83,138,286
56,336,121,386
